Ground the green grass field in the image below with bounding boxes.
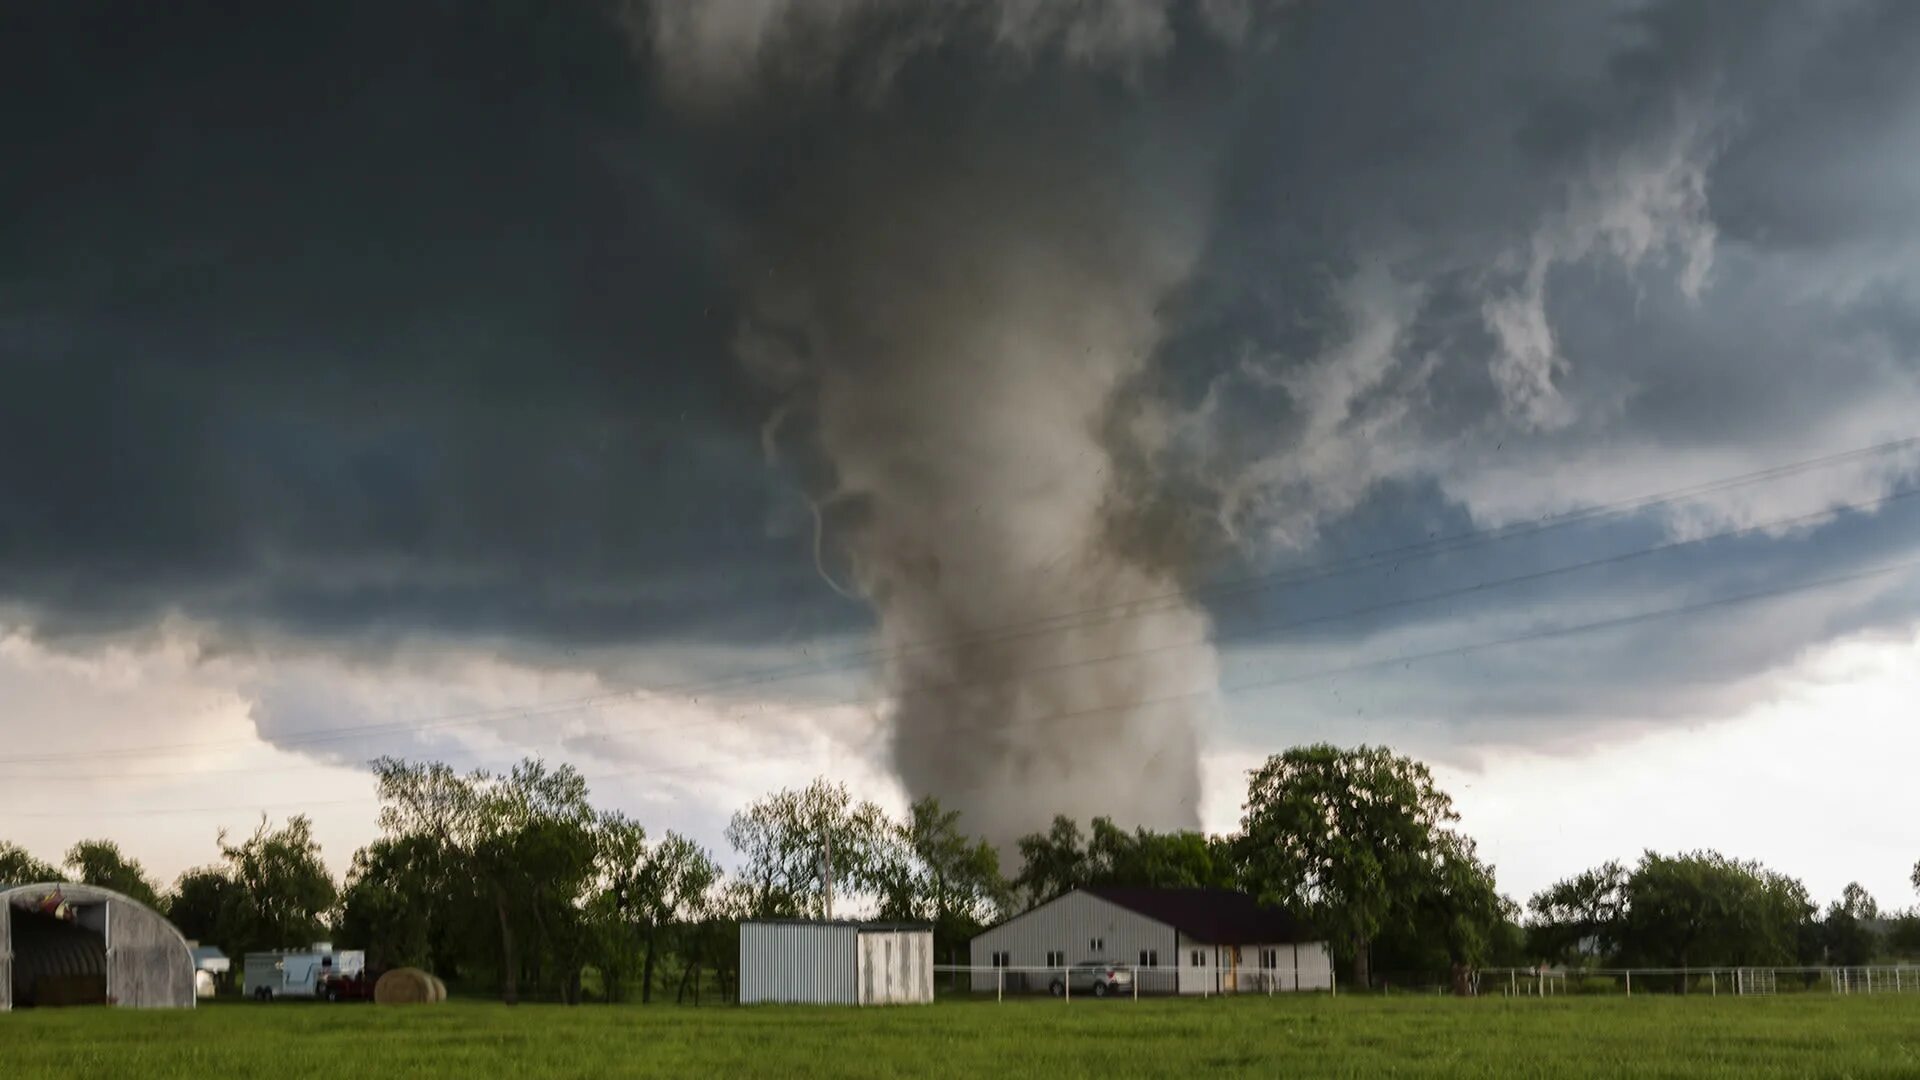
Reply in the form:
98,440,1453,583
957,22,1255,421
6,995,1920,1078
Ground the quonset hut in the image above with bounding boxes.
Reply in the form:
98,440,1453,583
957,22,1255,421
2,883,196,1009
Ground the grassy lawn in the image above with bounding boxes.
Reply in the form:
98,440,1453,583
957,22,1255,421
6,994,1920,1078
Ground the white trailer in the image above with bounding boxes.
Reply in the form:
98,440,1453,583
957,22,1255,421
243,943,366,1001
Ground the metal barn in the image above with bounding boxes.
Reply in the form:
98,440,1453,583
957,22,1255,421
1,882,196,1010
738,920,933,1005
969,887,1332,996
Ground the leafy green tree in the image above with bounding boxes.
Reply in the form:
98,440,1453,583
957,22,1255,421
218,816,338,955
1085,819,1237,891
0,840,64,884
1422,834,1513,968
1011,815,1089,906
1823,881,1881,966
1619,851,1811,972
1886,910,1920,958
336,833,466,973
371,757,598,1004
1527,860,1628,961
1238,744,1469,989
592,816,720,1004
64,839,161,906
874,797,1007,962
166,866,242,946
725,779,891,919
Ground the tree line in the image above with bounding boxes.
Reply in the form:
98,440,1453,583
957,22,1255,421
5,743,1918,1000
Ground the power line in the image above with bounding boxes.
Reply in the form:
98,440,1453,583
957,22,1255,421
8,552,1916,819
4,434,1913,769
7,482,1916,782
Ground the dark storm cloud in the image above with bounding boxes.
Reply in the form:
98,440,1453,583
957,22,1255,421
2,0,1919,775
0,1,859,649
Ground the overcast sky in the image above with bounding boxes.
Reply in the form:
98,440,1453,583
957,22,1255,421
4,0,1919,910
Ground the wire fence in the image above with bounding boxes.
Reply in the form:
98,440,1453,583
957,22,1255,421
1479,965,1920,998
932,963,1336,1001
928,963,1920,1002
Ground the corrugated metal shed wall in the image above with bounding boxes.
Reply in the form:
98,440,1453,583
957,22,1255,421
738,922,859,1005
855,929,932,1005
1,883,195,1010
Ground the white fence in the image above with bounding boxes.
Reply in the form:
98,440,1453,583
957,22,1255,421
928,963,1920,1002
1480,965,1920,997
934,964,1335,1001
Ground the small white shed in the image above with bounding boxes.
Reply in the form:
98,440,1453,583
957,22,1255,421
738,920,933,1006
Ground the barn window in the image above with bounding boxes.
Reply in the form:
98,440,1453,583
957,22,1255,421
1138,949,1159,968
1089,937,1104,953
1261,948,1279,969
1046,950,1064,967
991,952,1009,968
1190,950,1205,967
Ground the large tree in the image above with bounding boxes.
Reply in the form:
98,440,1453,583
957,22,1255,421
1011,815,1089,906
1085,819,1237,891
1823,881,1882,966
218,816,338,955
1527,860,1629,962
1238,744,1479,989
336,833,467,973
0,840,64,884
1620,851,1811,972
166,865,243,946
371,756,598,1004
875,797,1007,962
592,815,720,1004
725,779,891,919
64,839,161,906
1009,816,1236,906
1533,850,1815,977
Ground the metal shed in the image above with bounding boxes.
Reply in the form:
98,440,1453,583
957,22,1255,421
739,920,933,1006
2,882,196,1010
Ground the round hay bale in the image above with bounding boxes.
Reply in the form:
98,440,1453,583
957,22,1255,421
428,975,447,1002
373,967,436,1005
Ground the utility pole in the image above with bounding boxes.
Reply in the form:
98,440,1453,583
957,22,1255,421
822,818,834,920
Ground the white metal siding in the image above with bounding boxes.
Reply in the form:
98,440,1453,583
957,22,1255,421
738,922,858,1005
969,891,1334,996
1178,941,1219,995
855,930,932,1005
967,892,1179,993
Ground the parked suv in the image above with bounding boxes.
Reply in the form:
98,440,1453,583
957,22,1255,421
1049,960,1134,998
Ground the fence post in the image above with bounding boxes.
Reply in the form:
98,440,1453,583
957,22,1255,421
1710,971,1716,996
1064,965,1070,1002
1133,966,1138,1002
1625,971,1631,998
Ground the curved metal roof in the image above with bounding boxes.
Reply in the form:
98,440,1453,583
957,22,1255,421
3,881,196,1010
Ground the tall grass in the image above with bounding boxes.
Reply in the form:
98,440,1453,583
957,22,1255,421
5,994,1919,1078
